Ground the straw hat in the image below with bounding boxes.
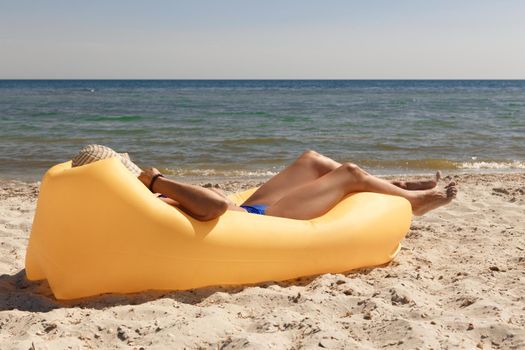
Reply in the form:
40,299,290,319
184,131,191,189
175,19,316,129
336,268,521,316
71,144,142,176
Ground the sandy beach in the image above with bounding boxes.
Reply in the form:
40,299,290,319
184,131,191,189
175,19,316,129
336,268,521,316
0,172,524,349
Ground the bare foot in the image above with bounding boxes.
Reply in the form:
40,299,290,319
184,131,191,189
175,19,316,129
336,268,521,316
410,182,457,216
392,171,441,191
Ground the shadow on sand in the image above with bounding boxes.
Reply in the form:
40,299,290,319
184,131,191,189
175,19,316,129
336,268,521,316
0,268,348,313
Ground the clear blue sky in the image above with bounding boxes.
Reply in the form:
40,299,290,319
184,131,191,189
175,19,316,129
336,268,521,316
1,0,524,78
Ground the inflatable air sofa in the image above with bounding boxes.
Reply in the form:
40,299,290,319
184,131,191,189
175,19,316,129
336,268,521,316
26,158,412,300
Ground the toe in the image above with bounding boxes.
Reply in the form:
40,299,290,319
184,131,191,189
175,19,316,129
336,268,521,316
445,181,456,188
436,171,442,183
446,186,458,198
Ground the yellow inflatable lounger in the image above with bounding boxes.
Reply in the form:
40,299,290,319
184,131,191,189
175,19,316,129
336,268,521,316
25,158,412,300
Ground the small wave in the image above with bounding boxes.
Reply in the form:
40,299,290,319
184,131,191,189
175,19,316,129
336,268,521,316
221,137,292,146
359,159,460,170
159,160,525,178
160,168,278,178
30,111,60,117
458,160,525,170
84,115,143,122
360,159,525,171
280,115,300,123
375,143,412,151
208,111,270,117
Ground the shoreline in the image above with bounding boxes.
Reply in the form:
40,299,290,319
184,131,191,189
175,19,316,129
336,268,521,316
1,171,524,348
2,162,525,185
3,170,524,195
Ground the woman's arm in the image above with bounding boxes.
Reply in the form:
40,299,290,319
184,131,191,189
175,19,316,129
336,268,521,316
139,168,228,221
154,177,229,221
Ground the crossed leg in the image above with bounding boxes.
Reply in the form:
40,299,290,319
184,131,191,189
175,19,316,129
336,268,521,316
242,150,456,220
265,163,456,219
242,150,341,206
243,150,440,207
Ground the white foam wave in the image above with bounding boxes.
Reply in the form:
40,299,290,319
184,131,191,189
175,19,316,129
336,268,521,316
458,160,525,170
162,161,525,178
163,168,279,178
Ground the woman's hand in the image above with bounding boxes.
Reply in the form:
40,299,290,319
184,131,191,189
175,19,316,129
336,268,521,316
138,168,229,221
138,167,162,189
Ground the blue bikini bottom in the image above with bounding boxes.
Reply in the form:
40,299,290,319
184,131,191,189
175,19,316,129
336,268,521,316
239,204,268,215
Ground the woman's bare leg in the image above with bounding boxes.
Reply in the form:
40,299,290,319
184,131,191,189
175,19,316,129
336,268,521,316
243,150,440,206
391,171,441,190
242,150,340,206
266,163,457,220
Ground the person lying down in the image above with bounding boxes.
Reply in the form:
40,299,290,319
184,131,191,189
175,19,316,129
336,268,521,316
72,145,457,222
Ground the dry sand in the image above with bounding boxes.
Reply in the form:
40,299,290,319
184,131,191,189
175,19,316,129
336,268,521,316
0,173,524,349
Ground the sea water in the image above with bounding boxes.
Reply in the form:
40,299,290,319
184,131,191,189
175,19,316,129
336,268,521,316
0,80,524,181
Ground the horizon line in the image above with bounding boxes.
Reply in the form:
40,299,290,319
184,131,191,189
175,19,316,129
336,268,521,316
2,78,525,81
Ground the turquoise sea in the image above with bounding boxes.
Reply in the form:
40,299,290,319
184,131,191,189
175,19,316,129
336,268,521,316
0,80,524,181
